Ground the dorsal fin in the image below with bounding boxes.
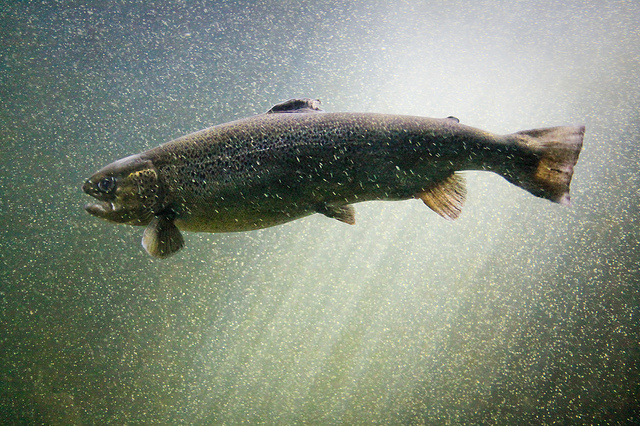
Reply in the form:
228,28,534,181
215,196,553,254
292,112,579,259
266,98,323,114
416,174,466,220
445,116,460,123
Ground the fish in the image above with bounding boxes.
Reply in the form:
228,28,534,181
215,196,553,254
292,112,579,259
82,98,584,258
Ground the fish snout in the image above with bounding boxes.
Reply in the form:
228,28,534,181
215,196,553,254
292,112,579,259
82,177,112,199
82,179,94,195
82,178,114,219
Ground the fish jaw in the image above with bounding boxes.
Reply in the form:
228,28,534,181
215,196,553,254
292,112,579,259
83,199,120,222
82,179,120,222
83,196,152,226
82,157,159,226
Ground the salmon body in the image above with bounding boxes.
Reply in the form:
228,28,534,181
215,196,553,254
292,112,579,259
82,98,584,258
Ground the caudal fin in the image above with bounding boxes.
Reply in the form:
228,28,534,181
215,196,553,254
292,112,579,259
502,125,584,205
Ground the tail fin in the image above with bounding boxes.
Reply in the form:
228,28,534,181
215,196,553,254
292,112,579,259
502,125,584,205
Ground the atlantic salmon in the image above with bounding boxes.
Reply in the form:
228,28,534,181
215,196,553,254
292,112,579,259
82,98,584,258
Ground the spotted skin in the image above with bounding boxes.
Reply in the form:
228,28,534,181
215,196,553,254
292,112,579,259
83,98,584,258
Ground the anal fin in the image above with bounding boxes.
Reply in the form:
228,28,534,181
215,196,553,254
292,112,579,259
142,215,185,258
316,203,356,225
416,174,466,220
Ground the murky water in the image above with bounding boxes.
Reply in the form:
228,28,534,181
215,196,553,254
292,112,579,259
2,1,639,424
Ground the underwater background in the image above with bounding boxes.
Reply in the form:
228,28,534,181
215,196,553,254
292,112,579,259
1,0,639,424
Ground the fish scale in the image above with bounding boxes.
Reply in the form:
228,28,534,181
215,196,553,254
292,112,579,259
83,98,584,258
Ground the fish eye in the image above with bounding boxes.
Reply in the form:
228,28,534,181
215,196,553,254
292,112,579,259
97,176,116,194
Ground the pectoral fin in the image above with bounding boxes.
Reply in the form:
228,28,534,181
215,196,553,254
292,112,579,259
142,216,185,258
416,174,466,220
316,203,356,225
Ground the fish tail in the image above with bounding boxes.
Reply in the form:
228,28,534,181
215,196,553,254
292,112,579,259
501,125,584,205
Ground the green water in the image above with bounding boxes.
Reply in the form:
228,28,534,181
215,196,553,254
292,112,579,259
2,1,639,424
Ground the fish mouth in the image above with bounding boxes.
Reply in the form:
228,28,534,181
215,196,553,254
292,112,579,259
84,200,146,224
83,197,153,226
83,179,115,219
82,177,154,226
84,200,115,218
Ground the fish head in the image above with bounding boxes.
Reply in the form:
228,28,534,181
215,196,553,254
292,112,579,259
82,154,165,225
